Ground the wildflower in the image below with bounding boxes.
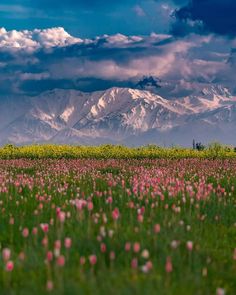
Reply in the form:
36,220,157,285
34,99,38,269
125,242,131,252
137,214,143,223
110,251,116,260
106,197,113,204
87,201,94,211
2,248,11,262
80,256,86,265
5,261,14,272
133,242,140,253
171,240,180,249
131,258,138,269
186,225,191,231
141,249,149,259
100,243,107,253
216,288,225,295
186,241,194,251
56,255,65,267
54,240,61,250
141,261,153,273
22,228,29,238
42,236,48,247
40,223,49,233
146,260,153,271
112,208,120,221
165,256,173,273
64,238,72,249
154,224,161,233
46,280,54,291
32,227,38,235
58,211,66,223
54,240,61,257
89,255,97,265
46,251,53,262
108,230,114,238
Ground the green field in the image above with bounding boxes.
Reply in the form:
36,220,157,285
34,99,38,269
0,157,235,294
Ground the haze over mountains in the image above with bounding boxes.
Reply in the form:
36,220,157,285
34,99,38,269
1,80,236,146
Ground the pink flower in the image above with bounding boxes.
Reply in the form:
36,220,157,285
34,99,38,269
165,256,173,273
46,251,53,262
100,243,107,253
110,251,116,260
2,248,11,262
186,241,193,251
56,207,61,215
5,261,14,272
216,288,225,295
64,238,72,249
42,236,48,247
133,242,140,253
80,256,86,265
56,255,65,267
146,260,153,271
22,228,29,238
154,224,161,234
87,201,94,211
112,208,120,221
106,197,113,204
89,255,97,265
131,258,138,269
54,240,61,250
137,214,143,223
58,211,66,223
40,223,49,233
32,227,38,235
141,261,153,273
46,280,54,291
125,242,131,252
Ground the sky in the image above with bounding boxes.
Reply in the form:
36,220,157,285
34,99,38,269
0,0,236,96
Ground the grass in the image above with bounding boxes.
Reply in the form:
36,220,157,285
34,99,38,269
0,158,235,294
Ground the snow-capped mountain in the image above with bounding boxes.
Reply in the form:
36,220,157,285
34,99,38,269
0,85,236,146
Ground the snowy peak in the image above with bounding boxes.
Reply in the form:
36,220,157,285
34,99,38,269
0,86,236,146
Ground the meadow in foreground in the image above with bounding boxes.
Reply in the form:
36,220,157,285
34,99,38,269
0,158,235,295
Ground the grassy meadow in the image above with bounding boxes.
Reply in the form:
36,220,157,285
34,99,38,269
0,145,235,294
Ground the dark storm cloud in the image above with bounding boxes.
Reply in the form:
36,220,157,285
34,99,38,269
173,0,236,36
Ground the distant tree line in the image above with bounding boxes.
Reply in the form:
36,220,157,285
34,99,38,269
193,139,236,153
192,140,205,151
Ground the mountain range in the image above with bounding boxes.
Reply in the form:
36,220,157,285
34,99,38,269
1,82,236,146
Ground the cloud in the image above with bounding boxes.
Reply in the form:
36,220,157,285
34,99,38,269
173,0,236,37
134,5,146,17
0,27,82,52
0,26,235,97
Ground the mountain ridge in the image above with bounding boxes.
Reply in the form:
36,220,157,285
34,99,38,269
0,86,236,146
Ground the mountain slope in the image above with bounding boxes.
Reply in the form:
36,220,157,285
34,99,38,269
0,86,236,146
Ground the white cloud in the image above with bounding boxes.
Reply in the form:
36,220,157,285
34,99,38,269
0,27,82,52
